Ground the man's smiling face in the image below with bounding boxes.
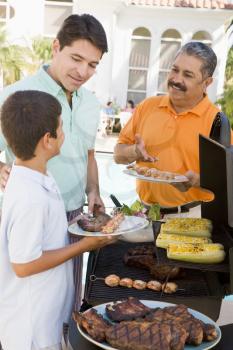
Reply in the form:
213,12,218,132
51,38,102,93
167,53,212,111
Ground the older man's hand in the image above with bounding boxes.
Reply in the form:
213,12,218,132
135,134,158,163
171,170,200,192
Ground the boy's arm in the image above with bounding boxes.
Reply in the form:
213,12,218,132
12,235,116,278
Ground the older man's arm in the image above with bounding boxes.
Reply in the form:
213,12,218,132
114,134,157,164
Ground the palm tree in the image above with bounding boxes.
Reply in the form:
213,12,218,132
30,36,52,71
32,36,52,63
0,26,30,86
0,26,53,87
217,47,233,127
0,25,31,87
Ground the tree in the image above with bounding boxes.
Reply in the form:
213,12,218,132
217,47,233,127
31,36,52,69
0,26,53,88
0,25,31,87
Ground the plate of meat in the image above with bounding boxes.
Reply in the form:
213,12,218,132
124,164,188,184
68,207,148,237
74,297,221,350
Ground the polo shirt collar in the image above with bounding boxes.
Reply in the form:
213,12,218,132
38,65,81,98
12,164,56,192
158,94,210,117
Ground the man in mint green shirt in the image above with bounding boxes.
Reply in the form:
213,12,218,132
0,64,101,212
0,14,108,314
0,14,107,214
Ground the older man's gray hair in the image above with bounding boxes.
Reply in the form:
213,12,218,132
176,42,217,79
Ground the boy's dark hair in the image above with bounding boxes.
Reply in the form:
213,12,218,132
1,90,61,161
57,14,108,54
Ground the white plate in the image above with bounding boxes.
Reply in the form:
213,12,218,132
77,300,221,350
119,222,154,242
124,169,188,183
68,215,148,237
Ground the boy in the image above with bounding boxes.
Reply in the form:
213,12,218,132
0,90,116,350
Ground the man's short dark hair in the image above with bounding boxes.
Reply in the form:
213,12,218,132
1,90,61,161
57,14,108,54
176,41,217,78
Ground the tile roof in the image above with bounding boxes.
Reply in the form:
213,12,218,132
128,0,233,9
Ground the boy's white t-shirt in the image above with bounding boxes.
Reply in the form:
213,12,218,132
0,165,74,350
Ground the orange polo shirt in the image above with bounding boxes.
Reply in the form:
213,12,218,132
118,95,220,207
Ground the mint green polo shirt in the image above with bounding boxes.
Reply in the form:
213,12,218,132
0,66,100,211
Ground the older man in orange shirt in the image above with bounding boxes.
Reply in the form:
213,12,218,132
114,42,227,214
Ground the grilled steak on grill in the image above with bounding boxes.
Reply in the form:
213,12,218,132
105,321,172,350
124,245,182,280
77,205,111,232
73,309,110,342
106,297,151,322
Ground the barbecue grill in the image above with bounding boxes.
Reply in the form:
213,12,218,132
81,128,233,322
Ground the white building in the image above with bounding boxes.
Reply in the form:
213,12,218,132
1,0,233,107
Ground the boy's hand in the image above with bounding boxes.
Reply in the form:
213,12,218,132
81,235,117,252
0,165,11,191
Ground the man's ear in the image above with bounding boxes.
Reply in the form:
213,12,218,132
204,76,213,90
52,39,61,56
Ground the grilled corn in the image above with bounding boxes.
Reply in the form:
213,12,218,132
156,233,212,249
167,243,225,264
161,218,212,237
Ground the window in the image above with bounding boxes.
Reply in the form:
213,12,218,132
44,1,73,37
192,31,212,46
0,1,15,23
157,29,181,94
127,27,151,105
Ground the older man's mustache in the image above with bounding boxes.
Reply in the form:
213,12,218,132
168,80,187,92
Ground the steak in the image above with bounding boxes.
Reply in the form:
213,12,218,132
77,205,111,232
124,245,182,281
106,297,151,322
146,305,203,346
105,321,172,350
73,298,218,350
164,305,216,344
73,308,110,342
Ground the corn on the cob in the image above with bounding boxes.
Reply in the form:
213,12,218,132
161,218,212,237
156,233,212,249
167,243,225,264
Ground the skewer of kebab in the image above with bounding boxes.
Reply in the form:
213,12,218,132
92,274,178,294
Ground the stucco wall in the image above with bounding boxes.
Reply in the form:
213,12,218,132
4,0,233,107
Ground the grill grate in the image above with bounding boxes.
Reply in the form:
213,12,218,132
84,241,212,306
153,221,232,272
